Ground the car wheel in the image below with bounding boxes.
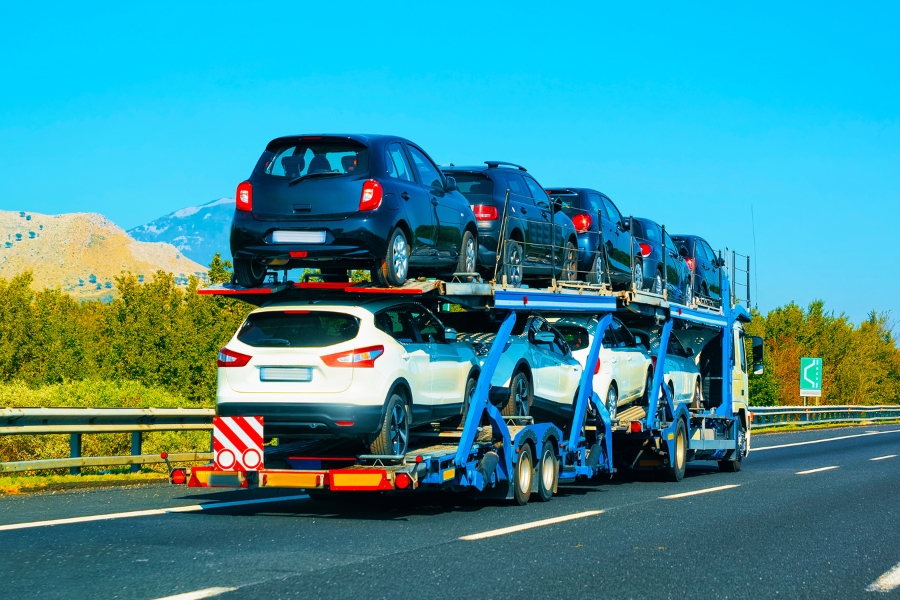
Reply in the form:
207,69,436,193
606,384,618,421
561,241,578,282
233,257,266,288
587,251,604,284
632,259,644,291
375,228,409,287
502,371,532,417
457,230,477,279
651,270,664,295
683,279,694,306
536,444,557,502
501,239,524,287
457,375,478,427
369,392,409,455
700,282,709,300
666,419,688,482
513,443,534,505
641,369,654,406
666,381,675,404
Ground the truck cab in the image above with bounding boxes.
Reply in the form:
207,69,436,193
732,321,764,448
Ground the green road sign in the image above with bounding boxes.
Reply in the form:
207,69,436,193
800,357,822,397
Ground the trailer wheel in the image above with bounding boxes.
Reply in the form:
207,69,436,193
513,444,534,505
666,419,687,482
536,444,557,502
369,392,409,456
719,423,746,472
502,371,532,417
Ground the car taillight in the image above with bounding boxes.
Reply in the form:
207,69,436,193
217,347,252,367
321,345,384,368
473,204,498,220
639,243,652,258
594,357,601,375
685,257,695,271
359,180,383,211
572,213,592,233
651,356,657,369
236,181,252,212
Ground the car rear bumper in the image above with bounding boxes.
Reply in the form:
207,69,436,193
217,401,385,437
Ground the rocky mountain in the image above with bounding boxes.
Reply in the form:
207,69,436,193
128,198,234,266
0,210,206,300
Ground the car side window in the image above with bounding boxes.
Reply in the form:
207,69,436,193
385,143,414,182
703,241,718,263
617,322,637,348
605,320,625,348
375,308,420,344
602,197,623,226
406,145,444,189
668,335,687,358
524,177,551,206
409,306,445,343
664,231,677,252
588,193,607,218
504,173,534,204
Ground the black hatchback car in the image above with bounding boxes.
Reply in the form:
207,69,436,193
231,135,478,288
545,187,638,289
624,217,691,302
440,162,578,287
671,234,726,304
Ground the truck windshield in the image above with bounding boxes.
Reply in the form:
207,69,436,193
237,312,360,348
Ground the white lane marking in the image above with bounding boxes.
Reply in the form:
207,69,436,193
153,587,238,600
871,455,897,461
0,494,309,532
796,466,839,475
460,510,603,541
751,429,900,452
659,484,740,499
867,561,900,593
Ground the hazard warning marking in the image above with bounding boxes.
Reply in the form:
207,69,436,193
214,416,264,471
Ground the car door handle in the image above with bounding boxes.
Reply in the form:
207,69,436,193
431,198,438,205
611,358,618,363
521,208,527,214
400,352,410,360
401,192,410,200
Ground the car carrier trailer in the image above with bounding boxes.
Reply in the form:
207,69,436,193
179,274,758,505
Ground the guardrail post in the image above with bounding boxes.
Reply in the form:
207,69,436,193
130,432,142,473
69,433,81,475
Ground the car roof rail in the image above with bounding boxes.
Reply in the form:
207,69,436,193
484,161,527,171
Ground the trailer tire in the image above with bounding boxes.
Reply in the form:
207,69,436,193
719,423,746,472
502,371,532,417
666,419,687,482
513,443,534,505
536,444,557,502
369,392,409,456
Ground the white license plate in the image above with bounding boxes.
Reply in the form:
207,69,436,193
271,230,326,244
259,367,313,382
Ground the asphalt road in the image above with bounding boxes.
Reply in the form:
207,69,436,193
1,425,898,600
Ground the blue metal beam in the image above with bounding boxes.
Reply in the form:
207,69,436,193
493,288,617,312
645,319,674,430
567,314,613,453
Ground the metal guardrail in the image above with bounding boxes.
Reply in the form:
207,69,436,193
0,408,215,474
751,405,900,429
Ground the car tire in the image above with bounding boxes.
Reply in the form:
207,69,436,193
632,259,644,291
651,270,664,295
501,239,524,287
640,369,654,407
561,241,578,282
456,375,478,428
666,419,687,482
502,371,532,417
374,228,409,288
233,257,267,288
457,230,477,279
606,383,618,421
536,444,557,502
513,443,534,505
587,251,604,285
369,392,409,456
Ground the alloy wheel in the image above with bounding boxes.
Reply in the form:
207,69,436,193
464,236,477,273
505,242,523,287
633,261,643,291
392,234,409,282
514,377,529,416
389,402,408,455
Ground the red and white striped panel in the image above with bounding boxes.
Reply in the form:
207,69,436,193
213,416,264,472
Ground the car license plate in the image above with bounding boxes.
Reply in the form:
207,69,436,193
259,367,313,382
271,230,326,244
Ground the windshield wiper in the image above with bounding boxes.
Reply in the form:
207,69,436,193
288,172,341,186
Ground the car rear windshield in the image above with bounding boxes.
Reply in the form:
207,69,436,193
554,325,590,351
448,173,494,203
258,139,369,179
237,311,360,348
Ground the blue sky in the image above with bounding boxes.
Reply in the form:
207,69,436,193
1,2,898,323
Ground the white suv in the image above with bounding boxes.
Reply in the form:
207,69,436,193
551,316,654,420
216,299,480,455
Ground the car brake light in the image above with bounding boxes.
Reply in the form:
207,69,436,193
639,243,652,258
572,213,592,233
217,347,252,367
473,204,498,220
594,357,601,375
651,356,657,369
685,257,695,271
359,180,383,211
236,181,252,212
321,345,384,368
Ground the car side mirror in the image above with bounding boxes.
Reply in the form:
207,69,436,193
533,331,555,344
620,220,630,232
678,246,688,258
443,327,458,342
716,257,726,267
444,176,458,192
552,198,563,213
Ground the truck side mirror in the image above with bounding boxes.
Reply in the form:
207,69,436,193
751,336,764,374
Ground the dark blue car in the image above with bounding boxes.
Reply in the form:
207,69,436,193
671,234,726,304
624,217,692,303
231,134,478,287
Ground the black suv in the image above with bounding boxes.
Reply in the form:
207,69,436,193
671,234,725,304
441,162,578,286
231,134,478,287
624,217,691,302
545,187,638,289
